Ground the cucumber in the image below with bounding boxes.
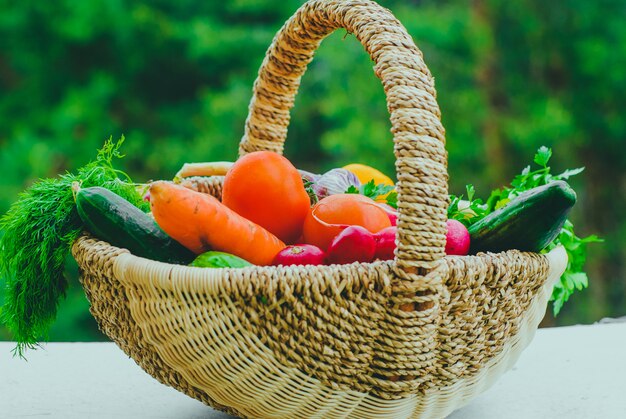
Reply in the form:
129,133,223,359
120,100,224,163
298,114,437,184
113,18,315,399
76,187,194,264
468,180,577,254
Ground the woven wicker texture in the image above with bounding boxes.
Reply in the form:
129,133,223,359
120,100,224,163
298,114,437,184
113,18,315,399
72,238,564,418
71,0,566,417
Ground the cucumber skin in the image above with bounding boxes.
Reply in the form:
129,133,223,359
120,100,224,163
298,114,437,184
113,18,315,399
76,187,194,264
468,181,577,254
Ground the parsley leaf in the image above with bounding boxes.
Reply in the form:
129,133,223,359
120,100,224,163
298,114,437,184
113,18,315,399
345,180,395,203
449,146,601,315
534,146,552,168
385,191,398,209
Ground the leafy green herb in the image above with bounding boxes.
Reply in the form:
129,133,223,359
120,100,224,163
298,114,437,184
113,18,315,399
303,179,319,206
346,180,397,208
385,191,398,209
0,136,147,356
450,146,601,315
448,184,489,226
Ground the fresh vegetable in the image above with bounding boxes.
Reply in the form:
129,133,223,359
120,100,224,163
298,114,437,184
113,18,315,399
378,203,398,226
76,187,194,264
149,181,285,266
373,226,397,261
0,137,148,355
449,146,602,314
222,151,310,244
302,194,391,251
326,226,376,265
468,181,576,254
190,251,252,268
298,169,320,184
346,180,397,208
173,161,234,181
343,164,396,204
343,163,394,189
305,168,361,201
445,219,471,256
272,244,326,266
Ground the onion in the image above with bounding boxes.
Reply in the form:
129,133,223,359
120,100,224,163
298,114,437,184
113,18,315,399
312,168,361,199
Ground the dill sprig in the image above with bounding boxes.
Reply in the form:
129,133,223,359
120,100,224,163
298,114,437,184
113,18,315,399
0,136,147,356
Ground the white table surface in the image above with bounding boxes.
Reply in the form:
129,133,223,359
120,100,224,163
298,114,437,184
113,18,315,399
2,322,625,419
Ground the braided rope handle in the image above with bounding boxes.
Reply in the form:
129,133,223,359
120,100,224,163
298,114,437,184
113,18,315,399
240,0,449,277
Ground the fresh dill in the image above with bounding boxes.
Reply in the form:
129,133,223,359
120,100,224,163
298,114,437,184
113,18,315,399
0,136,147,356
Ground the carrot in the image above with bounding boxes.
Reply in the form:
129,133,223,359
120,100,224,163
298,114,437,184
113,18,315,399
149,181,285,266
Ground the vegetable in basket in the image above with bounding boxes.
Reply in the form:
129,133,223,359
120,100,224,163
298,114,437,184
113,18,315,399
373,226,397,261
445,220,471,256
302,168,361,201
302,193,391,251
272,244,326,266
222,151,310,244
173,161,234,181
190,251,252,268
343,163,395,203
149,181,285,266
468,181,576,254
76,187,194,265
448,146,602,315
326,225,377,264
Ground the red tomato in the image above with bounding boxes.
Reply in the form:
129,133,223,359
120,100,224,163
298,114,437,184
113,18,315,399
303,194,391,251
222,151,310,244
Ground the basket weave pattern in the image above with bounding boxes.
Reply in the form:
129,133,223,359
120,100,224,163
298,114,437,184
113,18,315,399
72,1,565,417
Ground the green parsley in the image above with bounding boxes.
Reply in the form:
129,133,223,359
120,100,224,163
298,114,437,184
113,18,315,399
346,180,397,208
449,146,601,315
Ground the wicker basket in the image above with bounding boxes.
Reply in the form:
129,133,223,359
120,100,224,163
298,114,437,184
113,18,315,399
71,0,568,417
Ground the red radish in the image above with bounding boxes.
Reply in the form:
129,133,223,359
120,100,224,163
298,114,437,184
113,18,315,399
445,219,471,255
272,244,326,266
378,203,397,226
326,225,376,264
374,226,397,261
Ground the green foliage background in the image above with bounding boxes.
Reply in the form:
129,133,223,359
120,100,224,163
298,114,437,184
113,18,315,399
1,0,623,341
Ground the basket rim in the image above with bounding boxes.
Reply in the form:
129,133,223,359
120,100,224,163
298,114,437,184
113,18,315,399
74,234,567,298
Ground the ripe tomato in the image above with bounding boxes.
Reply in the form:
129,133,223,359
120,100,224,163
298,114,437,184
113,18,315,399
222,151,310,244
303,194,391,251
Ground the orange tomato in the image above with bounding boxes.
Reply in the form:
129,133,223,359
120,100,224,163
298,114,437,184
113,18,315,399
303,194,391,251
222,151,310,244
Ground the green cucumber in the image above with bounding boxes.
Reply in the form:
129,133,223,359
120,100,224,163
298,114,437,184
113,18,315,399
76,187,194,264
468,180,577,254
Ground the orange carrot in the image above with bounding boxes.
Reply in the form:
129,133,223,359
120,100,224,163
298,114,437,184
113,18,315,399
149,181,285,266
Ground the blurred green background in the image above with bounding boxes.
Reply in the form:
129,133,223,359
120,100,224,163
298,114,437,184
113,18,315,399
0,0,623,342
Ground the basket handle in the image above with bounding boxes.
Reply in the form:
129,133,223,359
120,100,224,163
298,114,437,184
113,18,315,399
239,0,449,277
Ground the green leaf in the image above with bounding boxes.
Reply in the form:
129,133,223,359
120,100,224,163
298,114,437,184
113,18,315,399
556,167,585,180
345,185,359,194
579,234,604,243
361,180,376,197
534,146,552,167
353,180,395,201
466,184,475,201
385,191,398,209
